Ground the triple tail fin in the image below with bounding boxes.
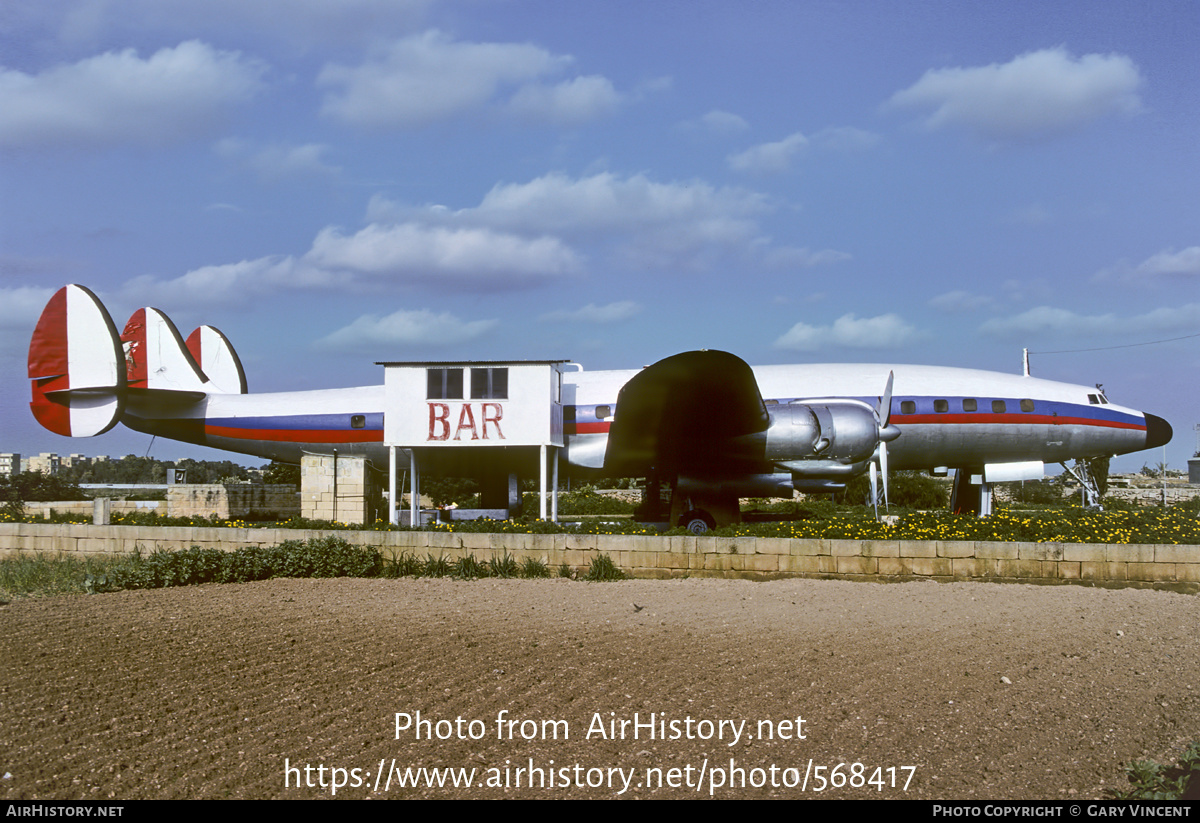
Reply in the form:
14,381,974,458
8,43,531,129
120,307,211,392
28,285,125,436
185,325,247,394
28,285,248,438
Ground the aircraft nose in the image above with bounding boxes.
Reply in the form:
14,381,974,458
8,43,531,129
1144,413,1172,449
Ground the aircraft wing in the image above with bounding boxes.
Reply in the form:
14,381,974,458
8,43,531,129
603,350,770,476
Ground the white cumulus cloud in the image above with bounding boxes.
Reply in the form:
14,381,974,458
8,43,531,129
886,47,1142,140
0,40,266,148
318,30,624,128
540,301,642,323
980,303,1200,339
1134,247,1200,278
305,223,580,285
929,290,994,313
728,131,809,173
508,75,622,124
216,139,340,181
775,313,920,351
316,309,497,351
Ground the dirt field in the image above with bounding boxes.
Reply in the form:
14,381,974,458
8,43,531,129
3,576,1199,799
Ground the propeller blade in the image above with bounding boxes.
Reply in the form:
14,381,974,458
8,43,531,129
877,370,894,429
869,461,879,519
880,441,890,511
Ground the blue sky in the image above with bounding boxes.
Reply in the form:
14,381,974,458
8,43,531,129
2,0,1197,471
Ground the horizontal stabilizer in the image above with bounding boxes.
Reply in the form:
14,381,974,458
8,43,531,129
122,307,210,392
28,284,125,437
186,325,247,394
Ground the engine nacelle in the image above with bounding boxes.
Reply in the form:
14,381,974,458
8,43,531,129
765,400,880,466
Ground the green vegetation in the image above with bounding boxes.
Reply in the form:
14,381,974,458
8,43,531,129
1,539,593,598
1,472,88,503
1109,742,1200,800
833,470,949,509
0,552,125,598
6,497,1200,543
582,553,626,582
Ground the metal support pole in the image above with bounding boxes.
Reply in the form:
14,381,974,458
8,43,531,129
409,450,418,526
538,444,547,520
551,446,559,522
388,445,397,526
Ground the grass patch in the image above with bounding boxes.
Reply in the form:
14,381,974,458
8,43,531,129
521,556,551,578
582,553,626,582
488,551,520,579
0,552,125,598
453,554,489,580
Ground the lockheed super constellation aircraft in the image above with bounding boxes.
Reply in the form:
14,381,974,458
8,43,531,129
28,285,1172,529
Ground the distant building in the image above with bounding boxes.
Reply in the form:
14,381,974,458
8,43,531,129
27,452,61,475
0,453,20,477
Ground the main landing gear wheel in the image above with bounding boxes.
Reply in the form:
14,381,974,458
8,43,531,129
680,510,716,535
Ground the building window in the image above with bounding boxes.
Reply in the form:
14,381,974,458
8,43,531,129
962,399,977,412
934,399,949,413
427,368,463,399
992,400,1007,413
470,367,508,399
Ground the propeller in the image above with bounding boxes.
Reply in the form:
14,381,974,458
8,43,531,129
875,371,900,512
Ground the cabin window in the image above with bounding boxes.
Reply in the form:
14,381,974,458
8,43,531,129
350,415,365,429
427,368,463,400
934,399,949,413
962,399,977,412
900,400,916,415
1020,399,1035,412
470,367,508,399
595,405,612,420
992,400,1006,413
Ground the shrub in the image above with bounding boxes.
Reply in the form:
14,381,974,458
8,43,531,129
105,537,382,590
582,553,626,581
452,554,489,580
421,553,451,577
521,557,551,578
488,551,520,578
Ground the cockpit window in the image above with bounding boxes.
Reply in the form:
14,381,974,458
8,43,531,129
1088,394,1100,405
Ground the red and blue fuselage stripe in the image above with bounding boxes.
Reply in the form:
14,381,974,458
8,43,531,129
204,412,384,444
201,399,1145,441
563,397,1146,436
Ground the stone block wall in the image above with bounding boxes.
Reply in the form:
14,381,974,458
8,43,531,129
166,484,300,520
2,523,1197,590
300,455,382,525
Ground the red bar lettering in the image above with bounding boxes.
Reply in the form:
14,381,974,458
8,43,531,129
428,403,450,441
454,404,479,440
482,403,504,439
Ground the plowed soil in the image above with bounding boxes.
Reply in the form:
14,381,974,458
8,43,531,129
3,577,1198,800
